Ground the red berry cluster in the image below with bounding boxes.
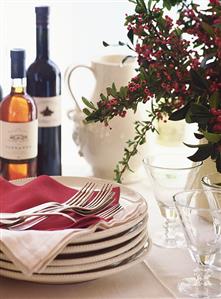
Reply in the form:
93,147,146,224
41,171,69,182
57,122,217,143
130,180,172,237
210,108,221,132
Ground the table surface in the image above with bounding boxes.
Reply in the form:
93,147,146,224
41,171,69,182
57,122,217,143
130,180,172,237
0,114,220,299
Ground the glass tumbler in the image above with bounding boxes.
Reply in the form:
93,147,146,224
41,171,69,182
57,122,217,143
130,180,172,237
143,154,202,248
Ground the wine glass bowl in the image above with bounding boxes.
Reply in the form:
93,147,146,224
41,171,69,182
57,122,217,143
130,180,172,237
143,154,202,248
174,189,221,298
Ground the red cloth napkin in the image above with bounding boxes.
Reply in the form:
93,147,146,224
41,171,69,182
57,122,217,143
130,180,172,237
0,175,120,231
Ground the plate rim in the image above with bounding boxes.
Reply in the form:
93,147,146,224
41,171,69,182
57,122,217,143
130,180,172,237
61,216,148,254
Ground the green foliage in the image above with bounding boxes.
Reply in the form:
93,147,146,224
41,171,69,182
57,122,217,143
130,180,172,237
82,0,221,180
114,120,154,183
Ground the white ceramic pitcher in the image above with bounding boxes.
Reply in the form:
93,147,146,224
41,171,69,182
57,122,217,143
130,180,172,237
65,54,148,182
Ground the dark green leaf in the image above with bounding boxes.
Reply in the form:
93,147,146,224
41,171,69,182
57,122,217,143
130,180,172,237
201,22,214,36
183,142,209,149
163,0,172,10
188,144,213,161
209,91,220,108
127,29,134,45
190,70,208,90
102,41,109,47
187,103,212,124
169,102,191,121
190,103,210,114
216,153,221,172
118,41,125,46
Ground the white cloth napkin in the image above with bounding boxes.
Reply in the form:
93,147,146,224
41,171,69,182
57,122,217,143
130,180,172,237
0,202,147,275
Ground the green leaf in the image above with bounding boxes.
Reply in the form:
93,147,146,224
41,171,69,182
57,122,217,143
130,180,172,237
102,41,109,47
188,143,213,162
127,28,134,45
201,130,221,143
119,86,128,98
209,91,220,108
190,70,208,90
183,142,209,149
82,97,96,110
106,87,112,96
185,111,193,123
111,83,118,97
216,153,221,172
201,22,214,36
163,0,172,10
100,93,107,101
118,41,125,46
135,0,147,13
174,27,182,37
187,103,212,124
190,103,210,114
83,108,91,116
169,102,191,121
148,0,152,10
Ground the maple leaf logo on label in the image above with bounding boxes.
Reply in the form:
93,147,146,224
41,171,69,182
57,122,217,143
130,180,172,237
40,106,54,117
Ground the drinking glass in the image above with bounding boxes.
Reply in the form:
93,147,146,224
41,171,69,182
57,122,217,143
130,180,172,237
202,172,221,190
143,154,202,248
174,189,221,298
202,172,221,272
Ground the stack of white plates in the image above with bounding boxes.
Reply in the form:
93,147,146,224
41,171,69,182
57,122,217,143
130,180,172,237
0,176,150,284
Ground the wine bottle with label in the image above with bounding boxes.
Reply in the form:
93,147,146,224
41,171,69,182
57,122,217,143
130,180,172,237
27,6,61,176
0,49,38,180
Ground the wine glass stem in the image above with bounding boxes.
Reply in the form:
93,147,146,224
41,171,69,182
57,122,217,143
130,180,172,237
194,266,212,287
163,218,176,240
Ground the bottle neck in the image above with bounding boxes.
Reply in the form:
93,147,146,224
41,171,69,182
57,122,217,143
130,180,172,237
11,78,26,94
36,25,49,60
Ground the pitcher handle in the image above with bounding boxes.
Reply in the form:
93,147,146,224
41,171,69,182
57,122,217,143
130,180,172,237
65,64,95,111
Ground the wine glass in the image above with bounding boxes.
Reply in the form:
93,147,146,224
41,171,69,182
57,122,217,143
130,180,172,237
202,172,221,190
202,172,221,272
174,189,221,298
143,154,202,248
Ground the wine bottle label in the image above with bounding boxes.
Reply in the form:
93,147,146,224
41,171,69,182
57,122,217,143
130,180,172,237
34,96,61,127
0,120,38,160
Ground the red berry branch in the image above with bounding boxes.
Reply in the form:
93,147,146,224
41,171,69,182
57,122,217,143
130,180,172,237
83,0,221,182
